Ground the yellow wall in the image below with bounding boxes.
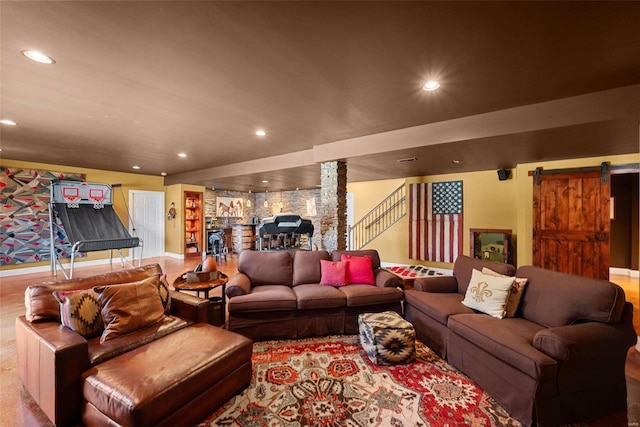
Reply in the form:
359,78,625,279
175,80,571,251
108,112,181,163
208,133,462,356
348,153,639,269
0,159,165,271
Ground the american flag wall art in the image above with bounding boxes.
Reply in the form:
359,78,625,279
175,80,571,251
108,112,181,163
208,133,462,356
409,181,463,263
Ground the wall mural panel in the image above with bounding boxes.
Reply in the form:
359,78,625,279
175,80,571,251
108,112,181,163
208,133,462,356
0,168,85,265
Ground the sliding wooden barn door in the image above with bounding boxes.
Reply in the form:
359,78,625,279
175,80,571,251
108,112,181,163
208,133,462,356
532,169,610,279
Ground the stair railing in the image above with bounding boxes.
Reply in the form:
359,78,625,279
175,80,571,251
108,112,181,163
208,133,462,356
348,184,406,250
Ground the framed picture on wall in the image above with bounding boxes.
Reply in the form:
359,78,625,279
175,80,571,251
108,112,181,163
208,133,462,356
216,197,244,217
470,228,512,264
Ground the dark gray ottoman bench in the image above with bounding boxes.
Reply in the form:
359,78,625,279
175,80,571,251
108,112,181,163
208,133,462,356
81,323,253,427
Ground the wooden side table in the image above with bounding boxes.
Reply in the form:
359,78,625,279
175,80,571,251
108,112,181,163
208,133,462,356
173,272,228,326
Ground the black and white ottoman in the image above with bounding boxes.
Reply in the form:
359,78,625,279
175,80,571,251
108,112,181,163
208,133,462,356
358,311,416,365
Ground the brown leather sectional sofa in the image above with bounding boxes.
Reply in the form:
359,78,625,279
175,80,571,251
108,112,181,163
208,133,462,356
225,249,404,340
404,255,638,426
16,264,253,427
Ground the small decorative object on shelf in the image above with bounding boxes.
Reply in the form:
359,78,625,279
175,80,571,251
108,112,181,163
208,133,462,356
184,191,203,258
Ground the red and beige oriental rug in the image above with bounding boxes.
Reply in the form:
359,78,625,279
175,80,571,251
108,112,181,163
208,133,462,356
199,335,521,427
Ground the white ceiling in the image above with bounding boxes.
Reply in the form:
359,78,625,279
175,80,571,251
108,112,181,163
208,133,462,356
1,1,639,191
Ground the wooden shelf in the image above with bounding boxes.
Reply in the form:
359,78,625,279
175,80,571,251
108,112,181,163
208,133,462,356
184,191,203,258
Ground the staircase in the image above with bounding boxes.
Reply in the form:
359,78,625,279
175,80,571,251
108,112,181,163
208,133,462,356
348,184,406,250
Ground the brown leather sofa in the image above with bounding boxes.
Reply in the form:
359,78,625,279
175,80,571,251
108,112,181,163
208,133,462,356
404,255,637,426
226,249,404,340
16,264,253,427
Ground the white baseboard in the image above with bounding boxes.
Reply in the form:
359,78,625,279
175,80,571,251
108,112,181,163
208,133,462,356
0,254,170,278
0,258,118,278
610,267,640,278
163,252,185,259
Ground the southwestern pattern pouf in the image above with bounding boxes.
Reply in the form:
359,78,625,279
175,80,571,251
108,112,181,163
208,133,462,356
358,311,416,365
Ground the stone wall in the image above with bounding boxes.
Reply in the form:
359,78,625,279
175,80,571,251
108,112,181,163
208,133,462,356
204,188,323,249
320,161,347,251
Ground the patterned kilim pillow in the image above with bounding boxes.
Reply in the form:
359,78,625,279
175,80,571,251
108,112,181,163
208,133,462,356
358,311,416,365
158,274,172,313
53,289,104,338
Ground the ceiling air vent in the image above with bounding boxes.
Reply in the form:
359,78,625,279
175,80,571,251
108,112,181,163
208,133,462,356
396,157,417,163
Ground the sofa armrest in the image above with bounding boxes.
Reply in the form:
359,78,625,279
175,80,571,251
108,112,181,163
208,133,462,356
413,276,458,293
374,269,401,288
16,316,89,427
170,291,211,324
226,273,252,297
533,304,637,362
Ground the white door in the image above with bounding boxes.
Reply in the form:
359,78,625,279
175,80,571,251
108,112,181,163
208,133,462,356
129,190,165,258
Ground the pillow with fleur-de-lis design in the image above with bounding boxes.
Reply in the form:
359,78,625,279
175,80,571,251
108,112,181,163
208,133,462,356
461,268,515,318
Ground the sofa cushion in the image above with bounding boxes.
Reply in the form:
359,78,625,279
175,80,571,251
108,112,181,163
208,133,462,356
293,284,347,310
293,250,331,285
461,269,514,319
53,289,104,338
227,285,297,313
238,250,293,286
319,260,348,287
341,254,375,285
332,249,381,270
482,267,528,318
94,277,165,342
339,285,404,307
448,314,557,382
516,266,627,327
452,255,516,295
88,315,190,366
25,263,164,322
404,290,474,325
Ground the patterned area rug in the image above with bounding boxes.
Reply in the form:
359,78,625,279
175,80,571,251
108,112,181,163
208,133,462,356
199,335,521,427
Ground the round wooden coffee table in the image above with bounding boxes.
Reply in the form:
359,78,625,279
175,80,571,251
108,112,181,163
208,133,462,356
172,272,228,321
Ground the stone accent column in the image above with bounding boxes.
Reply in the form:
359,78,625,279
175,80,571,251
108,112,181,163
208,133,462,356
320,161,347,251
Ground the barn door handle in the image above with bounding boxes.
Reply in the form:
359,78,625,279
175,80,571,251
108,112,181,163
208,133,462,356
594,232,609,241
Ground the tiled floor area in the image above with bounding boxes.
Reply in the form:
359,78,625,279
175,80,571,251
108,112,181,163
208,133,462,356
0,256,638,426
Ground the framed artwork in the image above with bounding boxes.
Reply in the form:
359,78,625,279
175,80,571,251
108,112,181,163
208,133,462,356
0,167,86,265
216,196,244,217
469,228,512,264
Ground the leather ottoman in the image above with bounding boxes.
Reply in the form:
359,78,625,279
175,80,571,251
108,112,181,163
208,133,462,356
81,323,253,427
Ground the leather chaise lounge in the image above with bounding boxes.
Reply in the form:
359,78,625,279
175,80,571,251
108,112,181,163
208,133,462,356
405,255,637,426
16,264,253,427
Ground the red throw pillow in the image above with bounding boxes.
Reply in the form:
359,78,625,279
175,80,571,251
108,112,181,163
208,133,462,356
320,260,348,287
341,254,375,285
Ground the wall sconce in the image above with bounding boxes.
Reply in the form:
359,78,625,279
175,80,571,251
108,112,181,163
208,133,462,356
167,202,176,220
246,189,252,207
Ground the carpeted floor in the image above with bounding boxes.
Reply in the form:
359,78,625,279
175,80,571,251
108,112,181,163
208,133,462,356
199,335,521,427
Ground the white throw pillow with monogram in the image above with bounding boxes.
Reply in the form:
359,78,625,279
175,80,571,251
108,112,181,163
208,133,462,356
462,268,515,319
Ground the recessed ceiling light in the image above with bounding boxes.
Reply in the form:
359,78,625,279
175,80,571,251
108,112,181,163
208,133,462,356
132,165,140,170
262,180,268,183
22,50,56,64
452,159,462,164
255,130,266,137
178,153,187,158
160,172,167,176
422,81,440,91
0,119,17,126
